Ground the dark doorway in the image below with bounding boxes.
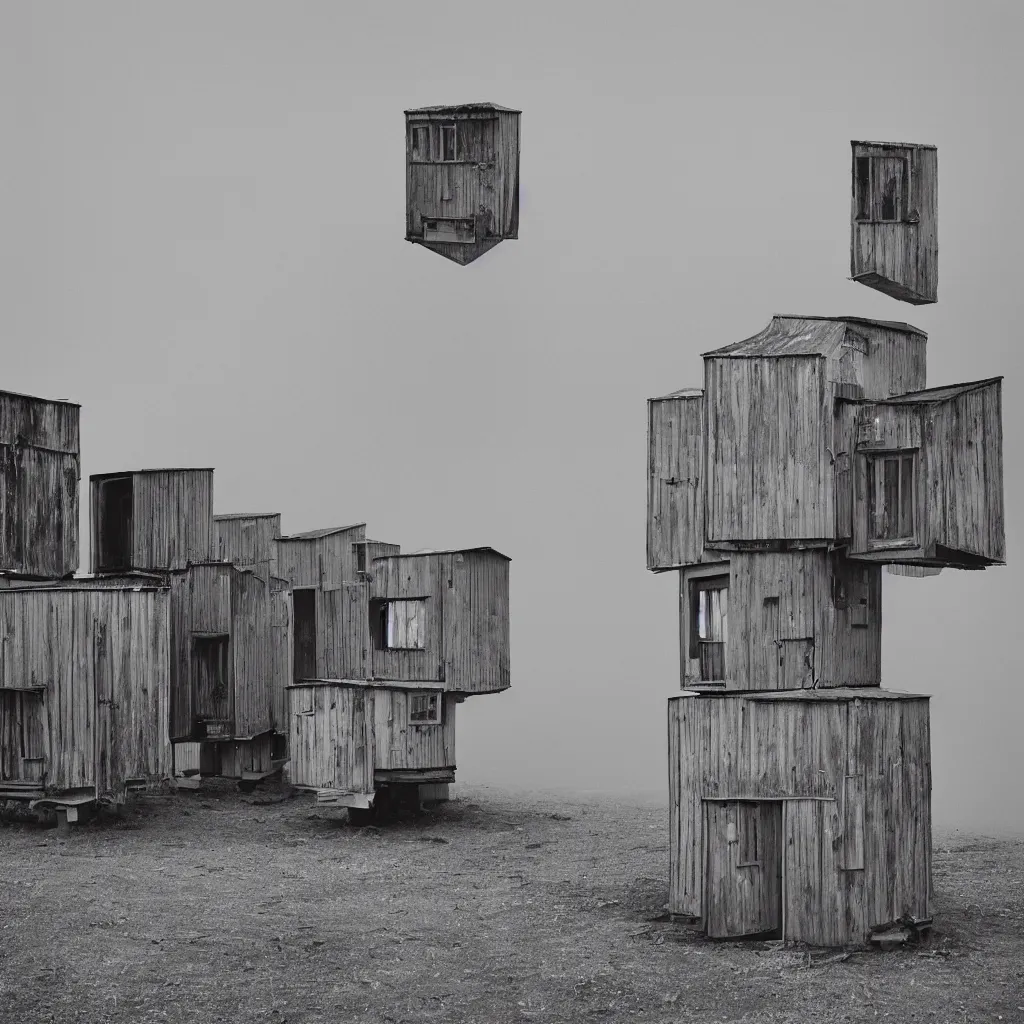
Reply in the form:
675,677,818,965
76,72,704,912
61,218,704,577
96,476,133,571
192,634,232,737
293,589,317,682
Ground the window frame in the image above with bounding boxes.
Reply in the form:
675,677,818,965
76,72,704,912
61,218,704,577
854,153,913,224
865,449,919,549
422,217,476,243
408,690,442,726
371,598,428,652
681,563,730,685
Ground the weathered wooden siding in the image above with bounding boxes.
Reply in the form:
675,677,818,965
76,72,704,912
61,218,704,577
705,357,833,544
826,324,927,400
274,526,366,589
323,582,369,680
231,569,274,739
214,514,281,576
847,380,1004,565
0,392,80,579
681,551,881,691
444,552,510,694
668,691,931,945
288,683,374,793
372,690,456,770
648,393,706,569
270,576,292,731
370,554,446,682
496,110,520,238
0,587,171,798
851,143,938,305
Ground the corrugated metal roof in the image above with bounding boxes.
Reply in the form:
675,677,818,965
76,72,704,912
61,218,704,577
372,546,510,562
405,102,520,114
277,524,366,542
213,512,280,521
0,389,80,407
703,314,927,359
870,376,1002,404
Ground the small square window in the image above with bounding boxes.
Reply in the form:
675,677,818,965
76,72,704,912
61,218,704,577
372,599,427,651
867,452,916,544
409,691,441,725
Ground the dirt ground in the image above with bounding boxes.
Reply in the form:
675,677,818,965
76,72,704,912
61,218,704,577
1,781,1022,1024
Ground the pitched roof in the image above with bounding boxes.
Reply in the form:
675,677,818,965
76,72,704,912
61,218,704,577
651,387,704,401
277,524,366,542
0,389,80,407
852,139,937,151
868,377,1002,404
703,315,926,359
405,102,521,114
213,513,281,521
91,468,214,479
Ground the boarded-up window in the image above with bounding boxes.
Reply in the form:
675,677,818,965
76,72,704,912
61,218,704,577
408,691,441,725
374,599,427,651
423,218,475,243
855,155,909,223
867,452,916,544
690,575,728,681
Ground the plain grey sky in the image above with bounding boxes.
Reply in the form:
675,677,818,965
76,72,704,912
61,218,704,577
2,1,1020,832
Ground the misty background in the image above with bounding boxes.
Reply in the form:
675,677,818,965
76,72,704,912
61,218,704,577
2,1,1020,833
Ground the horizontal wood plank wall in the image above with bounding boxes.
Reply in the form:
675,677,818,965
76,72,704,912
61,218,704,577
705,357,832,544
370,555,444,682
0,588,171,797
667,693,931,944
373,690,456,770
131,470,214,571
288,684,373,793
214,514,281,575
231,569,274,739
443,552,510,694
648,394,706,569
851,145,937,304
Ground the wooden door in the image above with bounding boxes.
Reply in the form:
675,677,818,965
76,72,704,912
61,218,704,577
704,801,783,938
192,635,232,736
324,583,369,680
782,799,844,946
0,688,46,783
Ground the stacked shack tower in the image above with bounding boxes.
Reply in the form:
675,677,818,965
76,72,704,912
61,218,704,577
648,143,1006,945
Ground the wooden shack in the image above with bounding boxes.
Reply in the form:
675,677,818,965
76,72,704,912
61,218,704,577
0,389,80,580
214,512,281,577
405,102,521,265
288,680,456,820
668,689,931,946
649,308,1005,946
851,141,937,305
167,560,290,780
0,582,172,825
90,468,214,573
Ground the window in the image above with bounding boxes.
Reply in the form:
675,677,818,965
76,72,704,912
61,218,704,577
408,691,441,725
422,218,475,243
689,574,729,680
373,599,427,651
855,155,910,223
96,476,133,571
410,122,457,162
867,452,916,544
353,543,367,574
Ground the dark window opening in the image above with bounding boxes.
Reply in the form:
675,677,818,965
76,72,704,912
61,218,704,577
192,634,231,734
440,123,456,161
293,589,317,681
855,155,909,223
411,124,430,160
689,575,729,680
867,452,916,544
354,543,367,574
422,217,475,243
371,599,427,651
408,691,441,725
96,476,133,571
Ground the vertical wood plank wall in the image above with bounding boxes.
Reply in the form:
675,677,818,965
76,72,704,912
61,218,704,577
668,692,931,945
130,470,214,571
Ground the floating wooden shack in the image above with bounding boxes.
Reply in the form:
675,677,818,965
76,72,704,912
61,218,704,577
90,468,214,573
851,141,937,305
0,390,80,580
405,102,521,265
669,689,931,945
647,313,1005,945
0,581,172,826
283,543,511,816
